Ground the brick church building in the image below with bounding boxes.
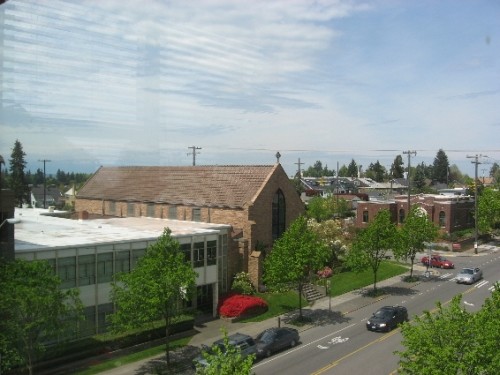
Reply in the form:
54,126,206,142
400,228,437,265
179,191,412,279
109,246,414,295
75,164,305,290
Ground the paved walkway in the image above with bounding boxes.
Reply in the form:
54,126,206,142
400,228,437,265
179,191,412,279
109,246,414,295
69,242,497,375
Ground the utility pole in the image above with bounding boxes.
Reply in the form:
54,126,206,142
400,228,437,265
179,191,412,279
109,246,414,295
295,158,304,178
467,154,487,254
38,159,51,209
403,150,416,218
187,146,201,166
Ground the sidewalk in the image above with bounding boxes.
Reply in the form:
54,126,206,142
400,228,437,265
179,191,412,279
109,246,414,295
78,243,497,375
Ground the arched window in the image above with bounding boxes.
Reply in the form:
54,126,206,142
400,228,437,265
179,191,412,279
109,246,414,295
362,210,369,223
272,189,286,241
439,211,446,227
399,209,405,224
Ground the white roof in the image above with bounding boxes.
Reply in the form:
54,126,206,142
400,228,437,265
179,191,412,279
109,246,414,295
13,208,230,252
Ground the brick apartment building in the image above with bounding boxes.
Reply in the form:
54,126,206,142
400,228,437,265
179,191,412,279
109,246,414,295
75,164,305,289
355,193,475,234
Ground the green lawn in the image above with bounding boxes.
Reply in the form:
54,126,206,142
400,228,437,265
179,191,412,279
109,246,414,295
243,261,409,322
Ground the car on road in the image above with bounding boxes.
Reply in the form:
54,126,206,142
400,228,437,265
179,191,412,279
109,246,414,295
366,306,408,332
421,254,455,269
455,267,483,284
193,332,257,369
255,327,300,358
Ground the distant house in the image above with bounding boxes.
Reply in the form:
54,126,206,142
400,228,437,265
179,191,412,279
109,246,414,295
75,164,305,289
30,185,64,209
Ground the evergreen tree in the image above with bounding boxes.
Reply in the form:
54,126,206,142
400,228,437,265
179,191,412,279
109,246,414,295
8,140,28,207
432,149,450,184
347,159,358,177
390,155,405,179
413,163,427,191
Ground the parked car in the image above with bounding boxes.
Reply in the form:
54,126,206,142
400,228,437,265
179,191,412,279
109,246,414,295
193,332,257,369
456,267,483,284
255,327,300,358
421,254,455,269
366,306,408,332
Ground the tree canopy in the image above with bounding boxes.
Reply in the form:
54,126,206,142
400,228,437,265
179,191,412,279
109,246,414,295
346,210,398,293
110,228,197,365
8,139,28,207
395,206,438,278
264,216,330,319
0,259,83,375
432,149,450,184
397,287,500,374
477,187,500,234
390,155,405,179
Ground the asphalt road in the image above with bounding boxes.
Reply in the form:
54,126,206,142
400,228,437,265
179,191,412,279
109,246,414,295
252,251,500,375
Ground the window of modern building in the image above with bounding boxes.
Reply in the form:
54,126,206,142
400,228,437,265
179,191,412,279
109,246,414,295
180,243,191,264
81,306,97,337
193,241,204,268
272,189,286,241
97,253,114,283
439,211,446,227
399,209,405,224
192,208,201,222
207,240,217,266
168,205,177,219
131,249,146,268
218,234,228,293
58,256,77,289
78,254,96,286
362,210,369,223
196,284,213,313
97,303,114,334
146,203,155,217
115,251,130,275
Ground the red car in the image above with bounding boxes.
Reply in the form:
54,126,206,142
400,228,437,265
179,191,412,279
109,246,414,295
421,255,455,269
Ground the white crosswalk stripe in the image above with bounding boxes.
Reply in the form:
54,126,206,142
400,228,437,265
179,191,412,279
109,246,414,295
475,280,489,288
439,273,453,279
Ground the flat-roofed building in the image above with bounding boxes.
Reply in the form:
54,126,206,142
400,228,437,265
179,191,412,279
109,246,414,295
13,208,231,337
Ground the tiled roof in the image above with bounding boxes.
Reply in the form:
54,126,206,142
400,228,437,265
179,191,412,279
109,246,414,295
77,165,279,209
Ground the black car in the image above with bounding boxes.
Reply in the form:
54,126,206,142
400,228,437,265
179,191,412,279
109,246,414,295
255,327,300,358
366,306,408,332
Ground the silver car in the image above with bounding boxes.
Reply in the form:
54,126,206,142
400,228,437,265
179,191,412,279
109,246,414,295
456,267,483,284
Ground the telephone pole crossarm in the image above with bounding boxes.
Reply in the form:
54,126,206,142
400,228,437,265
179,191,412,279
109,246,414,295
187,146,202,166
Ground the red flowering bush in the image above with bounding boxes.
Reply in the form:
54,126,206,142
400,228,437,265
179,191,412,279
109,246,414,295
317,266,333,278
218,293,268,318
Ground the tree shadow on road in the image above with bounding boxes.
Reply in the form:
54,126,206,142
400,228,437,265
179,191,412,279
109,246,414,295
281,308,351,327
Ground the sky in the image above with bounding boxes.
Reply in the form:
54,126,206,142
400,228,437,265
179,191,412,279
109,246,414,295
1,0,499,179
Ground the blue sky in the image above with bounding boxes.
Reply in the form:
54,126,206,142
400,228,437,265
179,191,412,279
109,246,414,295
1,0,499,178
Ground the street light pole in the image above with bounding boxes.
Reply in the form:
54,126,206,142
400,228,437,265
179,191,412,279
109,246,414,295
466,154,486,254
403,150,416,217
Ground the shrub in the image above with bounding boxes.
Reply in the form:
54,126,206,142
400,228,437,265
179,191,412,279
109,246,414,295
218,293,268,318
231,272,255,295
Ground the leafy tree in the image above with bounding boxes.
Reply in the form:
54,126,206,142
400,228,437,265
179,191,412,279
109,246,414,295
308,218,348,267
347,159,358,178
303,161,334,177
413,163,427,191
110,228,197,366
390,155,405,179
396,288,500,374
395,206,438,279
0,259,83,375
264,216,329,319
365,160,386,182
306,196,332,222
478,187,500,234
8,139,29,207
338,165,349,177
196,329,255,375
490,162,500,185
448,164,464,185
432,149,450,184
346,210,397,294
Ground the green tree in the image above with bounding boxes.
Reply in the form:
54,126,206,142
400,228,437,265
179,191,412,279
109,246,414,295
196,329,255,375
8,139,29,207
346,210,397,294
110,228,197,366
395,206,438,279
397,288,500,374
365,160,386,182
413,163,427,191
432,149,450,184
478,187,500,234
306,196,332,221
308,218,348,267
264,216,329,319
347,159,358,178
338,165,349,177
490,162,500,185
0,259,83,375
390,155,405,179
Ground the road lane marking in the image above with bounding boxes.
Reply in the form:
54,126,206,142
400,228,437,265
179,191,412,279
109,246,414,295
252,324,356,368
310,329,401,374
